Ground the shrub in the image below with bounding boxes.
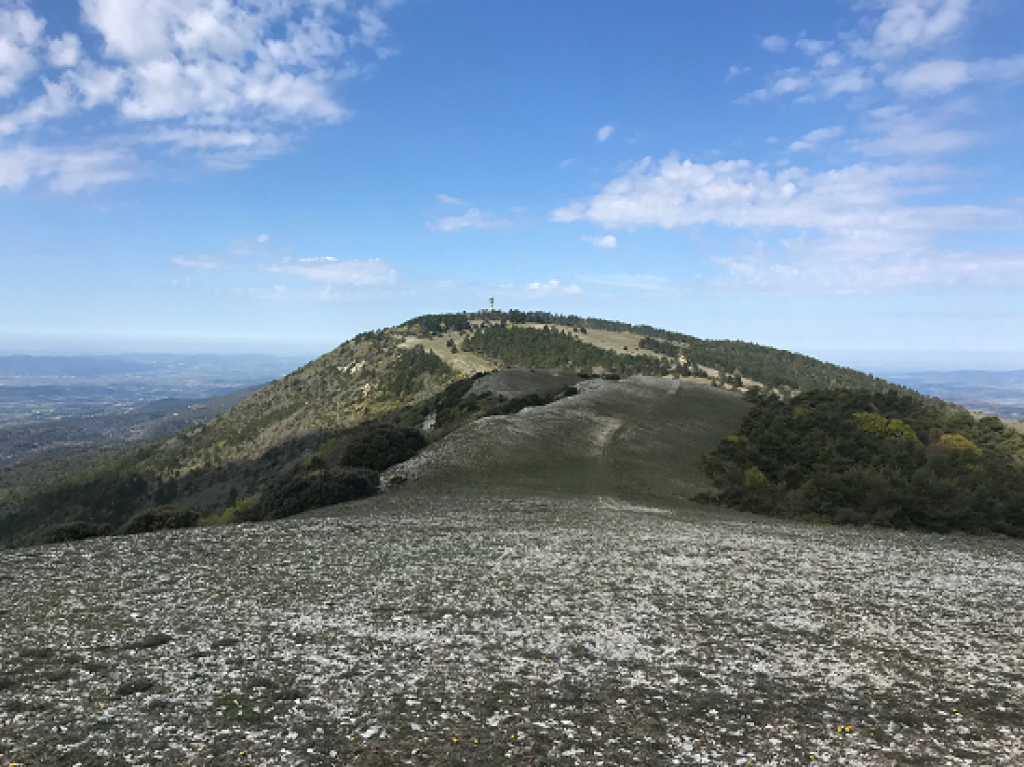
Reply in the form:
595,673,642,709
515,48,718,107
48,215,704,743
260,467,380,520
29,522,113,545
343,426,427,472
118,507,199,536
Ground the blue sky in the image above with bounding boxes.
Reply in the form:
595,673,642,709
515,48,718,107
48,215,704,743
1,0,1022,369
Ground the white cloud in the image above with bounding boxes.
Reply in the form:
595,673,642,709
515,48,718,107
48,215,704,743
868,0,971,59
739,73,812,102
269,257,398,286
851,105,979,156
552,154,1007,233
256,233,270,243
0,2,45,97
761,35,788,54
429,208,511,232
582,234,617,249
712,246,1024,293
0,78,76,136
817,51,843,69
437,193,466,205
0,144,133,192
596,125,615,142
144,127,293,169
726,65,751,80
886,59,970,95
48,33,82,68
887,54,1024,96
169,255,220,270
796,39,829,56
739,0,979,104
0,0,402,190
553,151,1021,293
524,278,582,295
788,126,844,152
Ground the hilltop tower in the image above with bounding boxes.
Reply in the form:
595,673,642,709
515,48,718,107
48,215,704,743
489,297,495,313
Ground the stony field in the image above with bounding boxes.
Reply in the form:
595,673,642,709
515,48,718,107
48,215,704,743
2,491,1023,766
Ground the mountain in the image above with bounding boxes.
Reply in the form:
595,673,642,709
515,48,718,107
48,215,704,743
4,310,1016,548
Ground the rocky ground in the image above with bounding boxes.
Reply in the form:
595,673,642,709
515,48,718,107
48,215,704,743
2,491,1023,765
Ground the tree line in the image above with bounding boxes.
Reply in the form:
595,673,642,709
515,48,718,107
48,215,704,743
699,389,1024,535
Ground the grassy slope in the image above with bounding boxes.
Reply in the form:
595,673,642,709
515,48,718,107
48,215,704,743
140,331,456,479
386,377,751,505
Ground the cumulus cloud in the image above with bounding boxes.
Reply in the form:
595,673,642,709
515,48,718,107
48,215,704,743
551,154,1008,232
0,2,45,97
0,0,402,189
551,152,1019,292
739,0,981,104
596,125,615,142
429,208,511,232
761,35,788,54
582,234,617,248
866,0,971,59
788,126,844,152
47,33,82,68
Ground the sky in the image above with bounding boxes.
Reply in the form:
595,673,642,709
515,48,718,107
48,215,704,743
0,0,1022,370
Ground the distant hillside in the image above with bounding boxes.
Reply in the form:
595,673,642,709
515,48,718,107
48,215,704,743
461,310,922,397
0,385,266,469
0,309,976,548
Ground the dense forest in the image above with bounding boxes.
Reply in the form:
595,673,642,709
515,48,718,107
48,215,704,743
700,389,1024,535
461,324,676,377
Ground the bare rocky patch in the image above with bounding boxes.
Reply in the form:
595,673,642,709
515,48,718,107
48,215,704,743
1,491,1023,765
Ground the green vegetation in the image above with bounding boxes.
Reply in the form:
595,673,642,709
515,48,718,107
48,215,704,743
118,507,199,535
342,426,427,472
473,309,920,397
2,308,1008,549
700,389,1024,535
461,324,676,377
405,312,473,335
638,336,682,357
381,346,455,398
257,467,380,520
682,338,909,394
0,366,578,547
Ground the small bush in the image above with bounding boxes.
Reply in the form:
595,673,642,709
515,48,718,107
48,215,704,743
118,507,199,536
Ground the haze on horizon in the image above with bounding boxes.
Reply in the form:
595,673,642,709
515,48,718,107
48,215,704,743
1,0,1022,370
